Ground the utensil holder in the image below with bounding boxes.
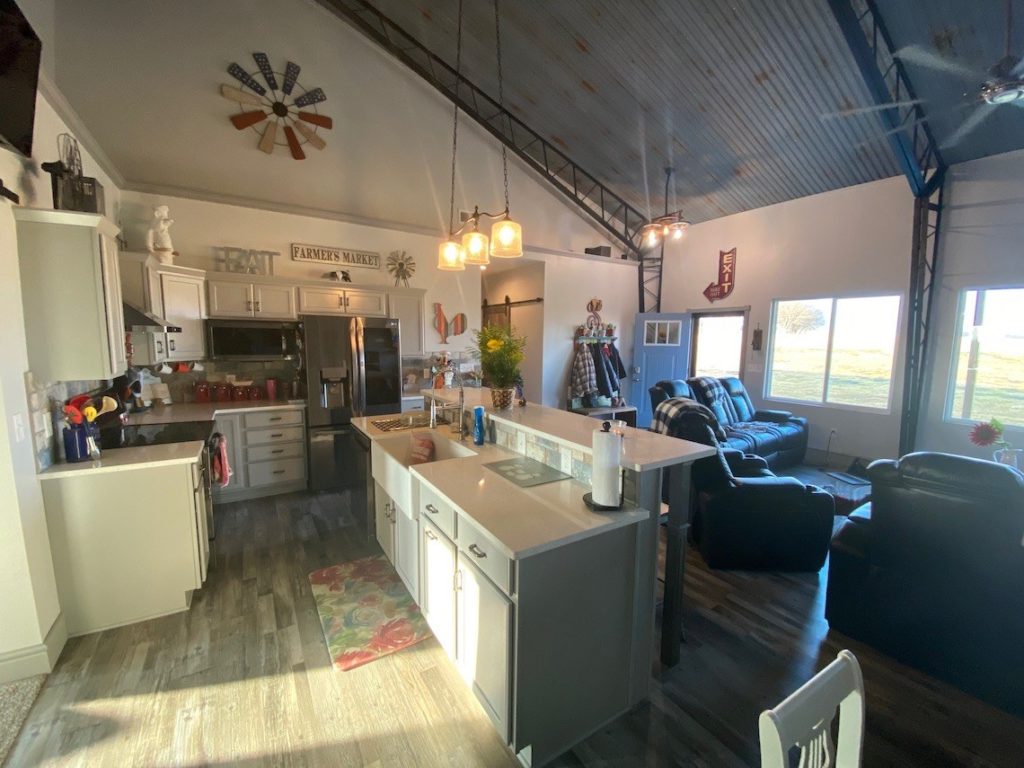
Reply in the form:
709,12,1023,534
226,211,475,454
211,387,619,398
63,425,90,463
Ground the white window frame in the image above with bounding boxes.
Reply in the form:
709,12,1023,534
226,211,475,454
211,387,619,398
764,293,903,414
944,284,1024,427
642,319,682,347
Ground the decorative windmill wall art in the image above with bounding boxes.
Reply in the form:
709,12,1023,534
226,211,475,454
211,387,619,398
221,53,332,160
387,250,416,287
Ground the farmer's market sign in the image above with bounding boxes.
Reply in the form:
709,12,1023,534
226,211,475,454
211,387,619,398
291,243,381,270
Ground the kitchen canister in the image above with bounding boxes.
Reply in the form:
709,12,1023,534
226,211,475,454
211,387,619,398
63,425,90,463
585,421,623,510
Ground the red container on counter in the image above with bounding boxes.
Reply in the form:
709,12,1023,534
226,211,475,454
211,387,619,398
212,382,231,402
265,377,278,401
194,382,211,403
248,385,262,400
231,385,248,401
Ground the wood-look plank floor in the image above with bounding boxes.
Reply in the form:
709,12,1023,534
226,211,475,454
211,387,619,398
9,493,1024,767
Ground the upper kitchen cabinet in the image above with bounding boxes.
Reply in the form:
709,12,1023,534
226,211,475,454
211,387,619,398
387,288,426,356
208,278,297,320
15,209,127,381
298,285,386,317
160,270,207,360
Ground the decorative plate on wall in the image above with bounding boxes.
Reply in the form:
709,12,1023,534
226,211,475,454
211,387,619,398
221,53,332,160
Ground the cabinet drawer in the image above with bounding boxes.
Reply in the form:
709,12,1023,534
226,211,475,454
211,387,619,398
245,425,305,445
246,441,305,463
248,457,306,487
457,514,513,596
244,409,304,429
419,482,456,541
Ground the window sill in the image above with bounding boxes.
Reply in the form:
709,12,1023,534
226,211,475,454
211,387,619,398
762,395,893,416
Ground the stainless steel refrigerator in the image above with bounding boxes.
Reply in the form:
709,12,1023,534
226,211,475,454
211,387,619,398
303,315,402,493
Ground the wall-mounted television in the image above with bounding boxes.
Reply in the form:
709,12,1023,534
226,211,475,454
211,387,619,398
0,0,41,158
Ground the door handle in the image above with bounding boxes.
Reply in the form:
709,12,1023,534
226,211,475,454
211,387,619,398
468,544,487,559
247,300,253,311
156,340,164,354
425,504,439,515
425,528,437,541
255,301,261,313
339,295,345,307
169,339,176,352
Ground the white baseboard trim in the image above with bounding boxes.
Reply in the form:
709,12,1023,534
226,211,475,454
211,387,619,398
0,612,66,684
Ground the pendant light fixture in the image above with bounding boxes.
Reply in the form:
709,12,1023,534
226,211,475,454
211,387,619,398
438,0,523,270
639,167,690,249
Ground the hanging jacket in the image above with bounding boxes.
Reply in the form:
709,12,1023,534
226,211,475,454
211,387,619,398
608,342,627,381
571,344,598,397
590,342,616,397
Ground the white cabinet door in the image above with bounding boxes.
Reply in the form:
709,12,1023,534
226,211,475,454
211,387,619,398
395,502,419,601
298,286,348,315
161,273,207,360
208,279,254,318
254,283,297,319
388,291,425,355
421,518,457,659
98,232,127,377
457,554,513,743
345,288,387,317
374,482,395,562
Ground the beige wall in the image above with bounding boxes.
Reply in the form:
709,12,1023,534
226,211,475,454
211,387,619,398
661,175,914,460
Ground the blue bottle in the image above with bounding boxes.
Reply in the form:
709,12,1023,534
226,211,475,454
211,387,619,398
473,406,485,446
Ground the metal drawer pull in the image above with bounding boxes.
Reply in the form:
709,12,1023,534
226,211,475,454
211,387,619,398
468,544,487,559
270,433,283,438
425,504,439,515
269,416,282,422
425,529,437,541
271,449,284,454
273,469,285,475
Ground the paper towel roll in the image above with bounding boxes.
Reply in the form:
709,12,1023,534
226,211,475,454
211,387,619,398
591,426,623,507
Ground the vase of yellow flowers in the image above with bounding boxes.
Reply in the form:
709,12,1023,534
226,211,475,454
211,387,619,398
473,325,525,410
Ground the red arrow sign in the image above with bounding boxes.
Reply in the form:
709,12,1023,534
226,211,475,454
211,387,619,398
703,248,737,303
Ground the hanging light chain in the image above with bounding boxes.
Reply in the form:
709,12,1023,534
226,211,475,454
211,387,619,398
447,0,466,237
494,0,510,215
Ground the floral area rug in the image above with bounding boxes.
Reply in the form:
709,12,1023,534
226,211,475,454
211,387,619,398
309,555,431,671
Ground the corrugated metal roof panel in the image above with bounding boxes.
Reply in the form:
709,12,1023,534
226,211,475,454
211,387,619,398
368,0,905,223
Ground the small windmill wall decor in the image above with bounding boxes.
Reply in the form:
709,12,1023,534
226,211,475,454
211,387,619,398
221,53,332,160
387,250,416,287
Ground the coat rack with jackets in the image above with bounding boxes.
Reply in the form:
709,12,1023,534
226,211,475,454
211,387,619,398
570,330,627,408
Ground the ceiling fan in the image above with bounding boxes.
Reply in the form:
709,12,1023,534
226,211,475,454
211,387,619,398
894,0,1024,148
821,0,1023,151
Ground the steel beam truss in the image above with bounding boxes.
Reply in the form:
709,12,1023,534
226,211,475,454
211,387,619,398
316,0,664,309
829,0,947,452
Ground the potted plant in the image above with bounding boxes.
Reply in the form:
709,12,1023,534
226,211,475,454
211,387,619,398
969,418,1020,470
473,325,525,410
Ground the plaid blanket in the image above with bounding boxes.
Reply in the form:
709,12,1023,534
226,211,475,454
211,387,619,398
652,397,727,442
689,376,740,425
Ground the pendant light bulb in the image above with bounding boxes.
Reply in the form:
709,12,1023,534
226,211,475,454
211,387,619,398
490,217,523,258
438,239,465,271
462,223,490,265
646,229,659,247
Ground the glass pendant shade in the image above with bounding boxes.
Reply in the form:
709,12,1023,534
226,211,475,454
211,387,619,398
437,239,465,271
490,218,523,258
462,229,490,265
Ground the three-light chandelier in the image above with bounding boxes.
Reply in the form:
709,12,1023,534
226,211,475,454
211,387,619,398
438,0,523,272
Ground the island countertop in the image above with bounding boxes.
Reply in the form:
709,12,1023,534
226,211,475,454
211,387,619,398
352,418,647,559
422,387,715,471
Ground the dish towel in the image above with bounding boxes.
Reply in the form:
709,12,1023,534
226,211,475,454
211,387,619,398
211,432,232,487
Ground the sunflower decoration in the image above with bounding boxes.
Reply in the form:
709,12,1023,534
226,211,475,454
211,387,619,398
387,250,416,287
221,53,332,160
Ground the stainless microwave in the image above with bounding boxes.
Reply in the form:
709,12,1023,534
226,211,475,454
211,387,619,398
206,320,301,361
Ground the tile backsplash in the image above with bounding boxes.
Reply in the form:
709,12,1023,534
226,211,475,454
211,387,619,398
155,359,300,403
402,352,481,395
27,373,105,470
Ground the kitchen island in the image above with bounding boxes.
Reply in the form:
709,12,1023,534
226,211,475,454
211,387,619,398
354,393,713,766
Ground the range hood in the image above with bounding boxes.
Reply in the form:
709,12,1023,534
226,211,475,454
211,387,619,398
123,302,182,334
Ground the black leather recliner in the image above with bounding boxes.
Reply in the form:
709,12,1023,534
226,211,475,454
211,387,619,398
649,377,808,468
826,452,1024,717
655,402,835,571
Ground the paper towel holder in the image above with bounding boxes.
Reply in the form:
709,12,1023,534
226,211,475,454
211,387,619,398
584,421,624,511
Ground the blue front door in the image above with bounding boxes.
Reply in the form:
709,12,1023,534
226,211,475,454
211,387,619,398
632,312,692,428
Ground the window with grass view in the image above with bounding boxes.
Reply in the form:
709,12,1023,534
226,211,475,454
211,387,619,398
949,287,1024,427
766,295,901,410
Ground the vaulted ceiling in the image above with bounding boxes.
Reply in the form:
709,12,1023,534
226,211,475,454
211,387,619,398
49,0,1024,233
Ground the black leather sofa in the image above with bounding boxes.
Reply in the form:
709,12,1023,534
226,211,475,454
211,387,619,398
826,452,1024,716
649,376,808,469
653,401,835,571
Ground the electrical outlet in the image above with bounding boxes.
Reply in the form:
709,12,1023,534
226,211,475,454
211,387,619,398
12,413,26,443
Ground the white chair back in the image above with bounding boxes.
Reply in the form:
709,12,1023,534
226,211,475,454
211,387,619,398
759,650,865,768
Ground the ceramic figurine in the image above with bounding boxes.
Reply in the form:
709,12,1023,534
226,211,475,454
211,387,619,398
146,205,178,265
